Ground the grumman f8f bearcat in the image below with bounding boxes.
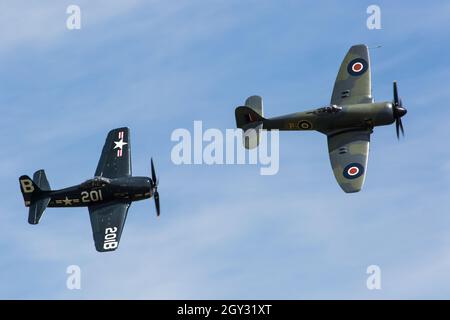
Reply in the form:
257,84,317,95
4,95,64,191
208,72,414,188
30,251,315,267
235,44,407,193
19,127,160,252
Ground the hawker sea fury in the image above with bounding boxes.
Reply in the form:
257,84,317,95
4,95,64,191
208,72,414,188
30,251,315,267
235,44,407,193
19,127,160,252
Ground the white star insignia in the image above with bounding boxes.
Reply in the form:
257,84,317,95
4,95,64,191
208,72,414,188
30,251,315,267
62,197,73,205
114,138,128,150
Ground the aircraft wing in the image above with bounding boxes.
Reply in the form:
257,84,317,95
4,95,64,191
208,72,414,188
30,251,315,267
95,127,131,179
88,201,131,252
330,44,373,106
327,130,371,193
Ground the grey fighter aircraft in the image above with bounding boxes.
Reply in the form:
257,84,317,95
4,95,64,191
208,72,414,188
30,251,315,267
235,44,407,193
19,127,160,252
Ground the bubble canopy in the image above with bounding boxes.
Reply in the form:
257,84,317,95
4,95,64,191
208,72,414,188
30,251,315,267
81,176,111,188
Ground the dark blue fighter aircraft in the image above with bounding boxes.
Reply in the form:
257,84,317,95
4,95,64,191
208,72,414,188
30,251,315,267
19,127,160,252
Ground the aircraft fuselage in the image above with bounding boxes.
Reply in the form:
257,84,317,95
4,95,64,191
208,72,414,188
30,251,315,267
27,176,153,208
262,101,395,134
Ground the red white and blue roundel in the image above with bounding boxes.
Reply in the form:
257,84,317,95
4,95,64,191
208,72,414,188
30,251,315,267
347,58,368,76
343,163,364,179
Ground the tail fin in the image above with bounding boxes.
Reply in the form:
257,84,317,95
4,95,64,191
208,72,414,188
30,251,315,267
235,95,265,149
19,170,51,225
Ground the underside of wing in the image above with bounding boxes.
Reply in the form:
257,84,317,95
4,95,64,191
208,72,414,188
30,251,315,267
330,44,373,106
88,202,130,252
95,127,131,179
327,130,371,193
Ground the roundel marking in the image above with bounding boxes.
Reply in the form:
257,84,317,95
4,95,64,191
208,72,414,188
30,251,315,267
352,62,363,72
343,163,364,179
347,58,368,76
298,120,312,130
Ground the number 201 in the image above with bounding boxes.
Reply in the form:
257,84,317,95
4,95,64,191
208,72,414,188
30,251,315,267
81,190,103,203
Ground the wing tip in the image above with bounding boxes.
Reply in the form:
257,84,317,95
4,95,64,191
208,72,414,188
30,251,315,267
351,43,368,49
95,244,119,253
108,127,130,135
339,176,366,193
342,187,362,194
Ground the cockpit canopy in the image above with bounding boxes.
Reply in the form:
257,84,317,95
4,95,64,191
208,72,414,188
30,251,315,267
81,176,111,188
315,105,342,114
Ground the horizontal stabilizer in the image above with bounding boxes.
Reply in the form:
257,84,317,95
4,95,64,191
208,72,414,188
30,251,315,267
245,95,264,117
28,197,51,225
33,170,50,191
235,106,264,149
235,96,266,149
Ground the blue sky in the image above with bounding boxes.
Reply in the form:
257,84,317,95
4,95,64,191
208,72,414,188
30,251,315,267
1,0,450,299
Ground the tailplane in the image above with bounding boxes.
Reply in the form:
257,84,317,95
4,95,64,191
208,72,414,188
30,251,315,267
235,95,266,149
19,170,51,224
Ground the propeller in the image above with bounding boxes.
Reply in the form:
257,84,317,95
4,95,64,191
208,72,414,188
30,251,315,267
150,158,160,217
392,81,407,139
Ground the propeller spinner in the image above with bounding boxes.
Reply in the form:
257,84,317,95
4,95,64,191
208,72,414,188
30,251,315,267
392,81,407,139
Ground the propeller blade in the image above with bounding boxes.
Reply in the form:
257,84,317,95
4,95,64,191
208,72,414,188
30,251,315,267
393,81,399,105
151,158,157,184
396,120,400,139
398,118,405,137
154,191,160,217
